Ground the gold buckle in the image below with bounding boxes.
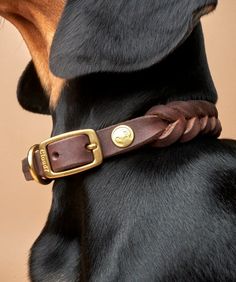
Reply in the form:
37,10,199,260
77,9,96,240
28,129,103,184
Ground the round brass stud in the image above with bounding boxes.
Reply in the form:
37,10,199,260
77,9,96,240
111,125,135,148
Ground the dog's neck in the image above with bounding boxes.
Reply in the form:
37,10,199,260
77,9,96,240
52,26,217,136
26,23,219,280
41,28,219,279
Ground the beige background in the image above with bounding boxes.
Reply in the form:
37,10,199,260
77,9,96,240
0,1,236,281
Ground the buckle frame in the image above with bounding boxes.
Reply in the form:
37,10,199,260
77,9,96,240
29,129,103,183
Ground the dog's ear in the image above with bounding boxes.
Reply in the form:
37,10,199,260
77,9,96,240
50,0,217,79
17,61,50,115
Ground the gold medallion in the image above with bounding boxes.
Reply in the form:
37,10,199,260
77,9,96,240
111,125,135,148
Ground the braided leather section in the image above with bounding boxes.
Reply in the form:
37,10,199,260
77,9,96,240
145,100,222,147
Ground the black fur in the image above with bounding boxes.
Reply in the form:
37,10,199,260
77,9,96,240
17,61,50,115
16,1,236,281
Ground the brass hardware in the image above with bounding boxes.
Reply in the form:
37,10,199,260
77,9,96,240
27,145,52,185
86,143,98,150
37,129,103,179
27,130,103,183
111,125,135,148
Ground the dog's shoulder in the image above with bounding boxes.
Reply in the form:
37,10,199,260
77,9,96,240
134,138,236,281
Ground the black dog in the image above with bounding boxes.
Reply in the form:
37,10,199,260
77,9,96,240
12,0,236,281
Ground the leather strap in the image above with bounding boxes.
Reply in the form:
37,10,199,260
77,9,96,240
22,100,222,183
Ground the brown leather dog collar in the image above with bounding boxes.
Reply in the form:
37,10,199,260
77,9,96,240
22,100,222,185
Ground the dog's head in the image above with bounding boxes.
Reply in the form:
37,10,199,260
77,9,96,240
13,0,218,114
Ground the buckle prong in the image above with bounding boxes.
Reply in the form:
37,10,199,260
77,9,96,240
86,143,98,150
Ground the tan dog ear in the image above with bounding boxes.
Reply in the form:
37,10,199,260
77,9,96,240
49,0,217,79
17,61,50,115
